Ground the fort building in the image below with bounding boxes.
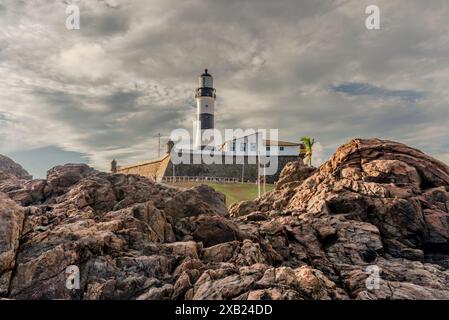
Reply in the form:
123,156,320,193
115,69,304,183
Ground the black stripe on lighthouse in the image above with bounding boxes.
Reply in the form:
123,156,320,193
199,114,214,130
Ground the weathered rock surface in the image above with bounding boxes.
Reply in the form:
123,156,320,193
0,155,32,180
231,138,449,299
0,156,34,205
0,193,25,295
275,160,317,190
229,159,316,217
1,138,449,300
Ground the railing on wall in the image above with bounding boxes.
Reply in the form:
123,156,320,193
162,176,240,184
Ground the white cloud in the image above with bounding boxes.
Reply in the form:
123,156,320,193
54,43,122,81
312,142,324,167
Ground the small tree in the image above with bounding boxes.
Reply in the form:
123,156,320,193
300,136,315,167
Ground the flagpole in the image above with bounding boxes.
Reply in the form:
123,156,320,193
263,164,266,194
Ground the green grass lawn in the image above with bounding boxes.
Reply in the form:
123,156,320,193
171,182,274,207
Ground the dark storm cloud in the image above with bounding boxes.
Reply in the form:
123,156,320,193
31,87,189,148
80,8,131,37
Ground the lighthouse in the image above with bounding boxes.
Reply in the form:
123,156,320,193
195,68,216,149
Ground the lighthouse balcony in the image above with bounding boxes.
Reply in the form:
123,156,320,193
195,87,216,98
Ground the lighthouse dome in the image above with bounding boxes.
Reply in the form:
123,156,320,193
201,68,212,77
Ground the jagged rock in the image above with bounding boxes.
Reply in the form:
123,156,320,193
275,160,316,189
0,171,36,205
229,161,315,217
229,200,258,218
46,164,97,196
284,139,449,260
173,258,204,280
136,283,173,300
202,241,239,263
340,258,449,299
230,138,449,298
0,172,23,191
0,155,32,180
256,265,343,300
1,139,449,300
163,241,201,259
234,239,267,266
244,211,269,221
0,193,25,295
247,288,300,300
293,265,345,299
192,268,261,300
172,271,192,299
163,184,228,218
0,162,234,300
192,216,248,247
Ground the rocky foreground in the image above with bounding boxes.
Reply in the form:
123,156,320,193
1,139,449,300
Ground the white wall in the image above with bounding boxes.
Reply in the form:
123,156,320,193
222,137,299,156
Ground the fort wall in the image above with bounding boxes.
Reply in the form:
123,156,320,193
117,153,301,184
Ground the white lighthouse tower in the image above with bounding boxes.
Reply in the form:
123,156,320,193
195,68,216,149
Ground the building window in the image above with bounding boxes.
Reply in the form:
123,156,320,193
240,143,247,152
250,143,257,152
266,146,270,151
280,146,285,151
205,104,208,108
231,142,236,151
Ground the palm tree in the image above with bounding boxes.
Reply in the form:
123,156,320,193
300,136,315,167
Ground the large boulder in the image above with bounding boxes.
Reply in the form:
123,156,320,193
163,184,228,218
0,193,25,295
275,160,317,189
229,160,316,217
0,155,33,203
46,164,98,196
0,155,32,180
284,139,449,260
227,138,449,299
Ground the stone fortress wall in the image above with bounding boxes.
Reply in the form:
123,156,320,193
116,154,171,181
166,155,300,184
116,151,301,184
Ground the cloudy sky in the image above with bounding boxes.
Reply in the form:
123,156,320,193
1,0,449,178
